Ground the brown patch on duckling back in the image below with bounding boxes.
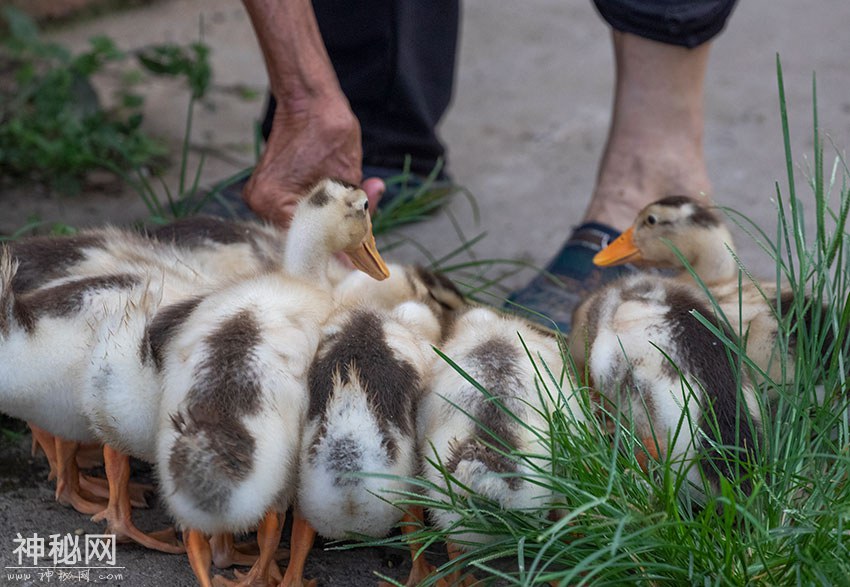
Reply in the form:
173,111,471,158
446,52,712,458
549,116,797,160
775,291,834,355
307,310,420,461
186,309,264,416
7,233,106,293
324,435,365,487
444,338,525,486
167,311,265,513
445,440,522,491
145,296,205,369
663,285,757,490
413,266,464,308
152,216,256,246
308,187,331,207
21,274,139,321
412,265,465,339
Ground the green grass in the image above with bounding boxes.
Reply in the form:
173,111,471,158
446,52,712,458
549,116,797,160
352,59,850,586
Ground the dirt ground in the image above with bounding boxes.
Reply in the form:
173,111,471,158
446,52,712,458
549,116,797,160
1,0,850,585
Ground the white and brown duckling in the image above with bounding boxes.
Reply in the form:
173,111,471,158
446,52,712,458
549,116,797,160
280,265,465,587
7,216,285,296
77,278,192,554
1,220,286,550
570,273,760,492
6,218,287,484
334,262,465,326
418,306,577,586
0,250,149,515
592,195,830,383
154,178,389,587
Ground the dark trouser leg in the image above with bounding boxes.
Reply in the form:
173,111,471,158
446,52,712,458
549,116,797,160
592,0,739,48
262,0,460,176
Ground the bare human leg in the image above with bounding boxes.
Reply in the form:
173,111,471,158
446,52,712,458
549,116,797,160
508,32,714,332
584,31,712,232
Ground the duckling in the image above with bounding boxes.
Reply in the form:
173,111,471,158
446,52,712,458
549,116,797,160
154,178,389,587
570,273,760,491
280,266,464,587
7,219,287,486
6,217,283,296
0,251,145,515
2,222,282,524
334,262,465,323
72,277,191,554
592,195,828,383
418,306,577,586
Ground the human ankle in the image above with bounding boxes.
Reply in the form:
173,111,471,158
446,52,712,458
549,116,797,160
585,145,712,230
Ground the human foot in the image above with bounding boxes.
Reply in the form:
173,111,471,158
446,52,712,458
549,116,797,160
506,223,630,332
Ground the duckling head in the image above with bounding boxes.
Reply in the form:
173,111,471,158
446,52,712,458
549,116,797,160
593,196,735,274
287,178,390,282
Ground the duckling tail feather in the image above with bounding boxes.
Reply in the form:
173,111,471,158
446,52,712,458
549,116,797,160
444,437,525,505
168,405,255,514
0,247,33,339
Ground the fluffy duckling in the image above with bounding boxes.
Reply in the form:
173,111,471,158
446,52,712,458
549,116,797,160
280,265,464,587
334,262,464,326
0,251,144,515
7,218,286,483
154,178,389,587
592,195,829,383
77,278,192,553
418,306,577,585
571,274,760,491
7,217,284,296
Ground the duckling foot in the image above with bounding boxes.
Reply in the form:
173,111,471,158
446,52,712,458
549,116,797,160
29,424,58,481
213,560,285,587
378,507,438,587
79,473,151,509
434,543,479,587
635,435,664,473
54,438,108,515
278,511,317,587
75,442,105,469
91,445,184,554
187,529,215,587
213,511,284,587
211,533,289,569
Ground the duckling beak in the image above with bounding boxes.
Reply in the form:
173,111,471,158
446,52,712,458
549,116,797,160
593,227,642,266
344,221,390,280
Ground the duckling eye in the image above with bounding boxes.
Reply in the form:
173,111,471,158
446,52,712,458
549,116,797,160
645,214,657,226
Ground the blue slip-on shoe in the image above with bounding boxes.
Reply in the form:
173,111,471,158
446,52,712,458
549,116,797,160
505,222,634,333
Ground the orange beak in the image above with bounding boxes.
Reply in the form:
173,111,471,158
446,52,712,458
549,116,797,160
343,215,390,280
593,227,642,267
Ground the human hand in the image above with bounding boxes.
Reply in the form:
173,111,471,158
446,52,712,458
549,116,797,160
242,95,385,226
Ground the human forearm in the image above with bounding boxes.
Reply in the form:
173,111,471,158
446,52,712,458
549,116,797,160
241,0,342,103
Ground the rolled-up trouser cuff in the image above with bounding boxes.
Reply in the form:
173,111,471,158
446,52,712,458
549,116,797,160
593,0,738,48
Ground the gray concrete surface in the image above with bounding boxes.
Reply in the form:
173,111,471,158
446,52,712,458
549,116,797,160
1,0,850,585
